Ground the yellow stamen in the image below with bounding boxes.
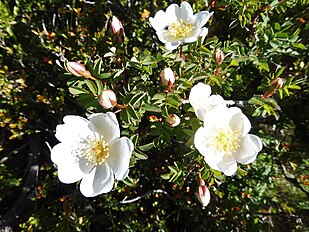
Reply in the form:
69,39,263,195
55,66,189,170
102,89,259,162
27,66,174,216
81,136,110,166
165,19,195,38
212,127,240,155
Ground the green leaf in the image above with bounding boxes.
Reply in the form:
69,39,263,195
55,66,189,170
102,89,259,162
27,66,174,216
69,86,89,95
127,106,139,120
93,58,103,75
230,59,239,66
129,92,147,106
142,103,161,112
97,73,112,79
84,79,97,95
166,93,181,108
260,62,269,72
95,80,103,95
138,142,154,151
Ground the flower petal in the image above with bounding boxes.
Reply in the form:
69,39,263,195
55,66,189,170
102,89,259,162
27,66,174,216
149,10,169,31
229,107,251,137
107,137,134,180
80,163,114,197
193,11,213,29
233,134,263,164
88,112,120,143
57,163,85,184
50,143,70,165
217,155,237,176
194,127,221,171
177,2,194,21
55,116,94,143
165,41,181,51
189,82,212,108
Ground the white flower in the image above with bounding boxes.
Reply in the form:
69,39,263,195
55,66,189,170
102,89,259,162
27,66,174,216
194,106,263,176
189,82,226,121
149,2,213,51
51,112,134,197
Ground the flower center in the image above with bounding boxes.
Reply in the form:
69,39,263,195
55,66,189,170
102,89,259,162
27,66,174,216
211,127,240,155
79,136,110,166
165,19,195,38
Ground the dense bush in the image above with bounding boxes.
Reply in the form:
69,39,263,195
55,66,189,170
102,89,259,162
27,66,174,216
0,0,308,231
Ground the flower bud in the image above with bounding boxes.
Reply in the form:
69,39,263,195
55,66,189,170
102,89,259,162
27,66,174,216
110,15,124,37
160,68,176,87
166,114,180,127
196,179,211,207
214,48,225,65
66,62,86,77
98,90,117,109
262,77,285,99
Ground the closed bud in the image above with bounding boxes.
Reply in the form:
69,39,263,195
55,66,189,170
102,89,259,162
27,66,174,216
110,16,124,37
166,114,180,127
270,77,284,90
66,62,86,77
160,68,176,87
98,90,117,109
196,179,211,207
263,77,285,99
214,48,225,65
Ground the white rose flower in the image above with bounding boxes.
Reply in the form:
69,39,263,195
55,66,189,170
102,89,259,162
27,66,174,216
149,2,213,51
189,82,226,121
194,106,263,176
51,112,134,197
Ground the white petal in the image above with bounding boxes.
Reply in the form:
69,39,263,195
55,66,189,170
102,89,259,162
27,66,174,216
194,127,221,170
165,41,181,51
177,2,194,21
217,155,237,176
107,137,134,180
149,10,169,31
193,11,213,29
199,27,209,38
55,116,94,143
165,4,180,21
57,163,85,184
50,143,70,165
203,105,230,128
51,142,94,174
181,29,201,43
88,112,120,143
233,134,262,164
189,82,211,110
80,163,114,197
229,107,251,137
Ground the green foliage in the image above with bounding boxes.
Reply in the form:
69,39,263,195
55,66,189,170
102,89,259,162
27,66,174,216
0,0,308,231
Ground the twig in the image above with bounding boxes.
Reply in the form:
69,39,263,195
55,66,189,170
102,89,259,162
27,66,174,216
119,189,174,204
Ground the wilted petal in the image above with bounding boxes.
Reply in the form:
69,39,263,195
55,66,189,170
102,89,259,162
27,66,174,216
80,163,114,197
107,137,134,180
88,112,120,143
233,134,263,164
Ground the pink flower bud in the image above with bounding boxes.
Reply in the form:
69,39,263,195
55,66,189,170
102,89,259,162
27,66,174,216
262,77,285,99
166,114,180,127
196,179,211,207
66,62,86,77
160,68,176,87
214,48,225,65
98,90,117,109
110,16,124,37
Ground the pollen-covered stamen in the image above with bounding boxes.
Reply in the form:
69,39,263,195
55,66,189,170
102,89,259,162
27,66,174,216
77,136,110,166
211,127,240,156
164,19,195,38
92,139,110,165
